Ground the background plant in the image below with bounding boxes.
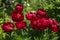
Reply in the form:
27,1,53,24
0,0,60,40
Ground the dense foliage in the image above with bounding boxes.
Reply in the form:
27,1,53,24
0,0,60,40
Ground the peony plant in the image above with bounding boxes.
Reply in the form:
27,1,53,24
1,4,59,40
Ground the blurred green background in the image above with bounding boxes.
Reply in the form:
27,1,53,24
0,0,60,40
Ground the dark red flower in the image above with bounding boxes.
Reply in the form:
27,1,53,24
11,11,24,22
37,9,46,16
36,19,41,27
23,27,26,30
53,20,59,26
38,26,48,31
2,22,14,32
16,22,26,30
48,18,59,26
48,18,53,26
37,18,48,31
30,20,37,29
30,19,41,29
30,18,49,31
50,24,59,32
41,18,49,26
26,12,37,20
15,4,23,11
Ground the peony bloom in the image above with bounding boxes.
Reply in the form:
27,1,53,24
38,18,49,31
50,24,59,32
53,20,59,26
41,18,49,26
48,18,53,26
37,9,46,17
11,11,24,22
30,20,37,29
2,22,14,32
26,12,37,20
15,4,23,11
16,22,26,30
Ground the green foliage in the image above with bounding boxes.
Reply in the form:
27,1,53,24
0,0,60,40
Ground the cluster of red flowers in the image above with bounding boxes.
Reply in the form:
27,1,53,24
2,4,26,32
2,4,59,33
26,9,59,32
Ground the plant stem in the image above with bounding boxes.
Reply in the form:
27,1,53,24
26,0,28,12
48,28,52,40
3,9,5,22
31,35,34,40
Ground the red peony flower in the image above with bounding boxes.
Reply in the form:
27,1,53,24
37,9,46,17
11,11,24,22
30,19,41,29
41,18,49,26
53,20,59,26
36,19,41,27
48,18,59,26
30,20,37,29
36,17,49,31
37,18,48,31
15,4,23,11
30,17,49,31
2,22,14,32
50,24,59,32
16,22,26,30
30,19,41,30
48,18,53,26
26,12,37,20
38,26,48,31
